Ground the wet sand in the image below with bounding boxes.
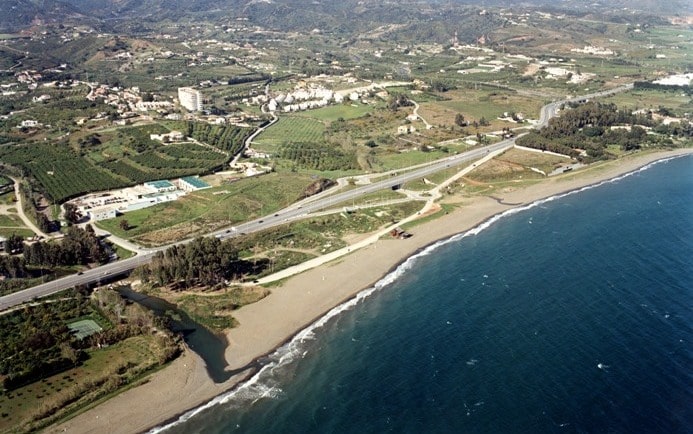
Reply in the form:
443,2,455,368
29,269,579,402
49,149,692,434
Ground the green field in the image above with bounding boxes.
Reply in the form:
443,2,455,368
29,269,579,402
96,173,314,246
0,211,33,238
0,193,35,238
0,227,34,239
297,103,374,122
0,335,168,433
422,88,545,128
253,116,326,151
372,149,451,172
0,214,23,227
173,287,269,331
228,200,424,266
602,89,693,116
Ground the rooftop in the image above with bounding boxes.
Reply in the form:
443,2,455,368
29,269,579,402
181,176,211,189
145,180,175,190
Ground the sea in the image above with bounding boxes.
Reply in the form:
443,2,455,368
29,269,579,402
154,154,692,434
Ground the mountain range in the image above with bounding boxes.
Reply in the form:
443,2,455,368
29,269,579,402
1,0,690,33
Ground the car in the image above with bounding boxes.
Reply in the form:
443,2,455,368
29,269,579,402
77,271,84,275
258,220,264,223
274,213,279,217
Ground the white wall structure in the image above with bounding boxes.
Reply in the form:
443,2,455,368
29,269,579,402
178,87,203,111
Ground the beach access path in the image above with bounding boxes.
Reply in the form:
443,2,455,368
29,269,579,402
49,148,693,434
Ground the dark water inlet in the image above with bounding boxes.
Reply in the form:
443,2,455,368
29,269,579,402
116,286,233,383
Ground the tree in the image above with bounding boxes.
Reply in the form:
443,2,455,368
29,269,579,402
4,234,24,254
119,219,130,231
454,113,467,127
63,203,80,225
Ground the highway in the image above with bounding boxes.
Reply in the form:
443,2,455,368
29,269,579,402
0,84,634,312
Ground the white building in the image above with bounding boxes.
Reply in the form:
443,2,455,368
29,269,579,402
177,176,211,192
19,120,40,128
178,87,203,111
398,125,416,135
89,205,118,221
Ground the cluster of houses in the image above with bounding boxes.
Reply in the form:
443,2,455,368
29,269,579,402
86,84,168,118
570,46,615,56
245,85,349,113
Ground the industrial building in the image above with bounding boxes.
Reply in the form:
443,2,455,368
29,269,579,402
177,176,211,192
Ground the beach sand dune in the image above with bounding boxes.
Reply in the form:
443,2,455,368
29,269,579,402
50,149,692,434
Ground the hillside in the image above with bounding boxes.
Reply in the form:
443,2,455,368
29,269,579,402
0,0,83,32
2,0,690,34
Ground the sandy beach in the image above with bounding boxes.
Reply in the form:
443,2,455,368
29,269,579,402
49,148,692,434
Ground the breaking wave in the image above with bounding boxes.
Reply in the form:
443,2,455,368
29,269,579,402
147,154,683,433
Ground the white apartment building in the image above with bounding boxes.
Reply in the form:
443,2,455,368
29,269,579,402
178,87,203,111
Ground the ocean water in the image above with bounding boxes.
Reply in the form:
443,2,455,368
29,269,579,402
156,155,692,434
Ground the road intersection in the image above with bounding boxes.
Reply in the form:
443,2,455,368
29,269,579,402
0,84,633,312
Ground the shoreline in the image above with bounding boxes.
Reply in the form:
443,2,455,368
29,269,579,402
49,148,692,434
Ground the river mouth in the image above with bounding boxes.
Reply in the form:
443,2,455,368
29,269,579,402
116,286,233,383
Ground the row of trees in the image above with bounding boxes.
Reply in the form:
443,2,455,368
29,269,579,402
19,182,54,233
183,122,252,155
137,237,238,289
0,226,110,281
279,142,359,171
0,255,28,279
23,225,110,267
517,101,689,161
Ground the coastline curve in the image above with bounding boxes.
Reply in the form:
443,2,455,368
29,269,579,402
146,153,690,434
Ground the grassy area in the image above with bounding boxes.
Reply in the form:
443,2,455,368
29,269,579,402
465,158,547,183
96,173,314,246
0,228,35,239
0,209,34,238
253,116,326,150
400,203,458,231
419,88,544,131
0,191,16,206
334,189,407,208
296,104,374,122
113,245,135,260
444,148,574,186
496,148,571,175
172,286,270,331
0,214,23,227
403,167,460,191
372,149,450,172
602,88,692,117
0,335,168,433
228,201,424,269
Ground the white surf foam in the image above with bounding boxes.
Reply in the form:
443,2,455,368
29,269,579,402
148,155,684,433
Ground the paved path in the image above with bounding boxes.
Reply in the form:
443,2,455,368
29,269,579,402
10,177,50,238
0,84,636,311
410,99,433,129
232,112,278,165
252,147,506,285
